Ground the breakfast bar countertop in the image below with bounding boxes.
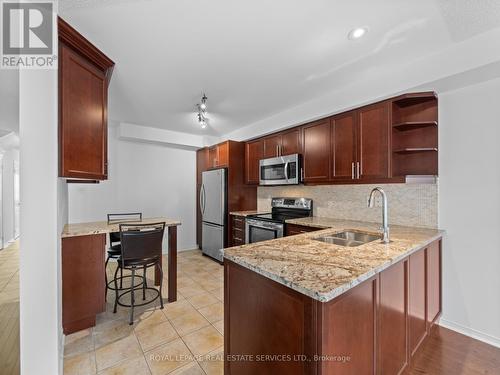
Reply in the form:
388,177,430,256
61,217,181,238
224,217,443,302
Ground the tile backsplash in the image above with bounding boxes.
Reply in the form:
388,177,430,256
258,183,438,228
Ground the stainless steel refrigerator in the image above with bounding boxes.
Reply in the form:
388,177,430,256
200,168,227,262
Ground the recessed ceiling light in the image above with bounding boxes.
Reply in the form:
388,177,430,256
348,27,368,40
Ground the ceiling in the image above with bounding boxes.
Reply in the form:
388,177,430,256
55,0,500,136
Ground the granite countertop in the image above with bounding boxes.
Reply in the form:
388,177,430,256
62,217,181,238
229,210,263,217
224,217,443,302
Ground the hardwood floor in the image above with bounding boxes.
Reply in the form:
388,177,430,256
406,325,500,374
0,241,20,375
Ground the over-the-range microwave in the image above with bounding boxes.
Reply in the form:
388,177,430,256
259,153,302,185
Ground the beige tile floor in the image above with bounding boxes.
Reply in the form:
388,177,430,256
64,250,224,375
0,241,20,375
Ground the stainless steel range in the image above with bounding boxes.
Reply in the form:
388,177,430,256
245,197,313,244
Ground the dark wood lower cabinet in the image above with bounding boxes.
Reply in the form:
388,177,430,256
378,260,408,374
230,215,246,246
409,249,427,356
62,234,106,334
225,239,442,374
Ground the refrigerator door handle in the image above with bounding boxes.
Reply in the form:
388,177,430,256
199,185,204,215
202,184,207,214
200,184,206,215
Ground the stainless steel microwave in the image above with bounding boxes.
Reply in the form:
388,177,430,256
259,154,301,185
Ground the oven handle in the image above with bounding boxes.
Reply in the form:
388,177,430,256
284,161,289,181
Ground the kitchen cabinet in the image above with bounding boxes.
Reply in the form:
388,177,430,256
242,92,436,186
331,111,357,181
302,119,331,182
409,248,427,356
280,128,301,156
392,92,438,177
263,128,302,159
378,260,408,374
357,102,391,180
263,134,282,158
427,240,441,325
285,223,321,236
208,141,229,169
62,234,106,334
245,139,264,184
58,18,114,180
230,215,246,246
225,238,442,374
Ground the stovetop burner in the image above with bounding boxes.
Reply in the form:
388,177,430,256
247,197,313,224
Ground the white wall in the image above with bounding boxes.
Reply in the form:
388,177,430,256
68,125,197,251
2,148,20,245
19,67,64,374
438,78,500,347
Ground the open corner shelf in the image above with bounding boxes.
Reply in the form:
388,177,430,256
392,91,437,107
391,92,438,178
393,121,437,131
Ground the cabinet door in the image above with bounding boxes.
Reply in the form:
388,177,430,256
409,249,427,356
331,112,356,181
427,240,441,325
280,128,301,156
208,147,218,168
321,279,376,374
62,234,105,333
302,120,331,182
245,140,264,184
60,43,108,179
217,142,229,167
379,261,408,375
357,102,390,180
263,135,281,158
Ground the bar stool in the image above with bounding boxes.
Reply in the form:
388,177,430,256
105,213,142,300
113,222,166,325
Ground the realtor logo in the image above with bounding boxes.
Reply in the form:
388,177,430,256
1,0,57,69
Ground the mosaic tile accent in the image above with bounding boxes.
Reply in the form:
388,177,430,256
258,183,438,228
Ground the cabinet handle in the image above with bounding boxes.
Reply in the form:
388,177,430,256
351,162,355,179
276,145,279,157
356,162,361,179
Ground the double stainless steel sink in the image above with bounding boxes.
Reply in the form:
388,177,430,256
314,230,381,247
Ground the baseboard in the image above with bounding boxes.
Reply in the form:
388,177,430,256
439,318,500,348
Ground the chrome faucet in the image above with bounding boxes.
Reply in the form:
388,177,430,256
367,187,390,243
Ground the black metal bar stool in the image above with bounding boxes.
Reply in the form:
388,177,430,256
113,222,166,325
105,213,143,300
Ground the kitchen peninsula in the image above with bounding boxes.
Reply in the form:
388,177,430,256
61,217,181,334
224,218,443,374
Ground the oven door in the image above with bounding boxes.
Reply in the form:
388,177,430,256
259,154,300,186
245,219,284,244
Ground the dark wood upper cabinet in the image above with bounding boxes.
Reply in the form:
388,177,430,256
245,139,264,184
280,128,301,156
58,18,114,180
302,119,331,182
242,91,437,185
357,102,391,180
331,111,357,181
262,129,301,158
207,142,229,169
263,134,281,158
